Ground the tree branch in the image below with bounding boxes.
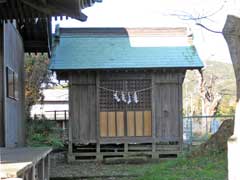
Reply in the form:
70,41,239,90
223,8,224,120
195,23,222,34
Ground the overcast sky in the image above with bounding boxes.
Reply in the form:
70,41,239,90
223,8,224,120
52,0,236,64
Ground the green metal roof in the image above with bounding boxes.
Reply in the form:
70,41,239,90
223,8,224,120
50,29,203,70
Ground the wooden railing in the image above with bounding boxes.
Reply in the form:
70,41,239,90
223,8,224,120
33,110,69,139
33,110,69,121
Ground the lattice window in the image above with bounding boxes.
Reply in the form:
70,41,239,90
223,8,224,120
99,79,152,111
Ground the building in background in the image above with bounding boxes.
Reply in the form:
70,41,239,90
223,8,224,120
50,27,203,161
31,89,69,129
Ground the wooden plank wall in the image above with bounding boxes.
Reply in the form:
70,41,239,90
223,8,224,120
100,110,152,137
69,71,97,144
153,71,185,142
99,111,126,137
0,23,4,146
69,70,185,144
4,23,25,147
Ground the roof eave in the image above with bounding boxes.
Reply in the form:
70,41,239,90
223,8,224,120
50,66,204,72
0,0,102,54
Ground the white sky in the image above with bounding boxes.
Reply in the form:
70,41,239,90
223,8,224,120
52,0,237,64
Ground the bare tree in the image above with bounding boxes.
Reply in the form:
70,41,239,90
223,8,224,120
171,4,240,178
198,70,222,116
168,0,226,34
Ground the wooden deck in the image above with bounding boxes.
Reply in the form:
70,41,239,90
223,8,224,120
0,147,51,180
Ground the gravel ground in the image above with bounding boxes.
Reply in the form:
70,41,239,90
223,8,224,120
50,152,155,180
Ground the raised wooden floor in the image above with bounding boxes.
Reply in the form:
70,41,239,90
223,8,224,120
0,147,51,180
68,143,180,162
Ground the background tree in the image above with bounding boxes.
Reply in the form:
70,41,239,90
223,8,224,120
24,54,52,120
183,60,236,116
198,70,222,116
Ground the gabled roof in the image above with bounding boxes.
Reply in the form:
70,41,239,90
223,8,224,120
50,27,204,70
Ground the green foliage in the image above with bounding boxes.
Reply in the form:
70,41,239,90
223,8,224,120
27,118,64,148
137,151,227,180
183,60,236,116
24,54,52,119
217,95,236,115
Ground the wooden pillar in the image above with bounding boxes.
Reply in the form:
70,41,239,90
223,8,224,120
96,72,103,161
178,72,185,152
151,72,158,159
223,15,240,180
36,159,43,180
63,110,66,129
68,74,74,162
45,154,50,180
31,164,36,180
124,143,128,157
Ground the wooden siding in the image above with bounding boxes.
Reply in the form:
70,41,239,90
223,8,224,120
69,70,185,145
3,23,25,147
69,71,97,144
0,24,4,146
153,71,185,142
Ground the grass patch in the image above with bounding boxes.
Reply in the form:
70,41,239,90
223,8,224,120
27,119,64,148
134,151,227,180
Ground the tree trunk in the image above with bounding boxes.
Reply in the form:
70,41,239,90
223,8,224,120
197,70,222,134
223,15,240,180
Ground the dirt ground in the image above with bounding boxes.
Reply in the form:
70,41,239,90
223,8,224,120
50,151,156,180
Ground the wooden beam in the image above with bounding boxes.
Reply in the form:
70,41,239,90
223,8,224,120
0,3,7,22
21,0,53,15
24,40,48,52
16,0,25,22
21,0,88,21
3,1,11,21
24,42,48,48
8,0,18,22
39,0,47,5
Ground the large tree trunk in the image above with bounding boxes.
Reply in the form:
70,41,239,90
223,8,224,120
223,15,240,180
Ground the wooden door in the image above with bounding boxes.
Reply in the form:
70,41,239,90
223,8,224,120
99,110,152,137
155,83,180,141
99,78,152,138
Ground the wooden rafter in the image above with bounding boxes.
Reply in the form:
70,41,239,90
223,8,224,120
0,0,101,53
9,0,18,22
39,0,47,5
0,0,101,22
21,0,88,21
21,0,53,15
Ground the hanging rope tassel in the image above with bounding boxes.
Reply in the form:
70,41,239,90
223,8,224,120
133,91,139,103
127,92,131,104
121,91,127,103
113,91,120,102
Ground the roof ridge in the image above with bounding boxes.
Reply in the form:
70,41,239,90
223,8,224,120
58,27,189,36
